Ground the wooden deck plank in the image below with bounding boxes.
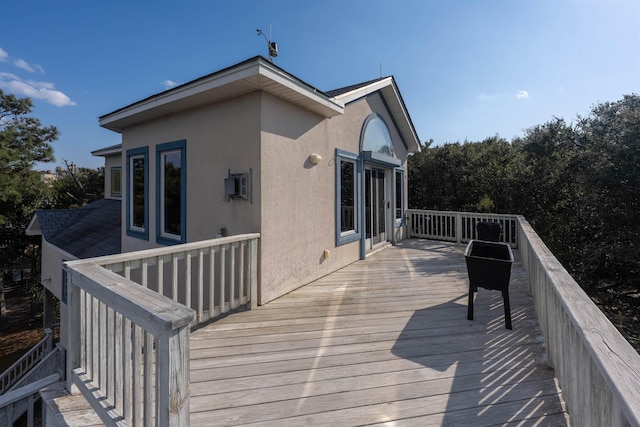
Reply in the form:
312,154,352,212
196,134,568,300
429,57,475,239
189,240,568,426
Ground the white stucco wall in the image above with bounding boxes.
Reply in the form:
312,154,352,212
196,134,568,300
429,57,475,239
115,88,410,306
40,239,77,351
258,91,409,303
120,92,262,253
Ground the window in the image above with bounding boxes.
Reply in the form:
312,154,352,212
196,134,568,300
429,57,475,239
111,167,121,197
61,262,67,305
362,115,394,156
395,169,404,225
335,149,360,245
156,140,186,244
126,147,148,239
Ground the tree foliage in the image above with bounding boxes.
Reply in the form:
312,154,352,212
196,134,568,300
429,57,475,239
0,90,58,329
409,94,640,349
49,160,104,208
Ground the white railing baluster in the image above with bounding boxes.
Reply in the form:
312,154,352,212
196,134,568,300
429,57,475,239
106,306,114,403
123,317,132,423
239,241,246,304
132,324,142,427
114,311,123,413
220,245,226,314
209,248,216,319
157,256,164,296
197,248,204,323
185,251,192,311
172,254,178,302
143,331,153,427
141,259,148,288
230,243,236,309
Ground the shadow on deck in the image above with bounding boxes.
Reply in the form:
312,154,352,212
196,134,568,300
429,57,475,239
188,239,569,426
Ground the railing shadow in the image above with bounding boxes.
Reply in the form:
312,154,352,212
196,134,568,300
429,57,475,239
390,291,568,425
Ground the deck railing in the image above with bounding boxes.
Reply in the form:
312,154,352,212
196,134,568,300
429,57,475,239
0,328,53,395
87,233,260,324
64,233,260,427
515,217,640,427
406,209,518,247
408,209,640,427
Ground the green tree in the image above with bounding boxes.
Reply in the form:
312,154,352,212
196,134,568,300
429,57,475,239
0,90,57,330
50,160,104,208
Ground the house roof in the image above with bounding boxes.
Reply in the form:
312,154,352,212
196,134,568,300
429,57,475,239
91,143,122,157
99,56,344,132
26,199,121,259
98,56,421,153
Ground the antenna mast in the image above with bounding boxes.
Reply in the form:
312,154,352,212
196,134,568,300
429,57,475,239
257,26,278,62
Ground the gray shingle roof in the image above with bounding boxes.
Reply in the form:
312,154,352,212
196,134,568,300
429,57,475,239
325,77,391,98
36,199,121,259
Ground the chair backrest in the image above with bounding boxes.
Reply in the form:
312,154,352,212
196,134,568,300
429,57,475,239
476,221,501,242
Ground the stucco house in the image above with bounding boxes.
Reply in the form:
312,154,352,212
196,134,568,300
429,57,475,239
27,55,420,353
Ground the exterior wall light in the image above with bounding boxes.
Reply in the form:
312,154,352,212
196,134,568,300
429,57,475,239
309,153,323,165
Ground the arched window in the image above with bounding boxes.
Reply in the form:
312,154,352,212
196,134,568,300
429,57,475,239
362,115,394,157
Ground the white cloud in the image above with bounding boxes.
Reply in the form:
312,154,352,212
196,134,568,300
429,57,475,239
516,90,529,99
161,79,178,89
0,73,76,107
0,48,8,62
14,58,34,72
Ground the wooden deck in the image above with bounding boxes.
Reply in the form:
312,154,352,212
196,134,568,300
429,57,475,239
188,240,569,426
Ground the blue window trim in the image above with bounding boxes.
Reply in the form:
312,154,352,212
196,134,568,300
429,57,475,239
110,166,122,197
61,261,67,305
126,146,149,240
335,148,361,246
156,140,187,245
394,168,405,227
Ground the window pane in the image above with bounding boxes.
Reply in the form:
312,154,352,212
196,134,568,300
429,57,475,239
163,151,181,236
363,117,394,156
340,160,355,232
131,157,145,228
395,171,402,220
111,168,121,196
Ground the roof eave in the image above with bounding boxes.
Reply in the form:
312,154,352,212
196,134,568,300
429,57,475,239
99,57,344,133
333,77,421,153
91,143,122,157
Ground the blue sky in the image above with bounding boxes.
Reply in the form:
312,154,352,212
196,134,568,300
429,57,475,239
1,0,638,170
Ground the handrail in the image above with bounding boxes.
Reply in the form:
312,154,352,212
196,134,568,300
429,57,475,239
0,328,53,395
406,209,518,247
0,373,61,427
515,216,640,427
65,261,195,427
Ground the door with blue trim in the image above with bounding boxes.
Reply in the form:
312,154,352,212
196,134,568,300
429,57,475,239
365,167,387,250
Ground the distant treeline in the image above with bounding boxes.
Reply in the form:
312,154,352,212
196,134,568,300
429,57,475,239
408,94,639,347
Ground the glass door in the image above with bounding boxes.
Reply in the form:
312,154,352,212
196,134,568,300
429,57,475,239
365,167,387,250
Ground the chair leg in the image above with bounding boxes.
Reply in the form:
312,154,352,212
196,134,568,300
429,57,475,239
503,290,512,329
467,284,474,321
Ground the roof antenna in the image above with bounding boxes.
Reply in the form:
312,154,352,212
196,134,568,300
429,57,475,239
257,25,278,62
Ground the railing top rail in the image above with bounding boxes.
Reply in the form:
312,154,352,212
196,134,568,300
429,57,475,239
406,209,518,219
0,373,61,408
65,262,195,335
68,233,261,268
